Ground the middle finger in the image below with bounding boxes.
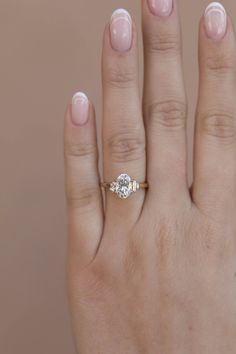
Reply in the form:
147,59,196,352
142,0,189,206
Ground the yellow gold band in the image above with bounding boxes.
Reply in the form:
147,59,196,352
100,174,148,199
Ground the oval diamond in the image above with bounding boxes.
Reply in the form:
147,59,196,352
114,174,133,199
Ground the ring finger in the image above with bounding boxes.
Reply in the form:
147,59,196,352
102,9,146,226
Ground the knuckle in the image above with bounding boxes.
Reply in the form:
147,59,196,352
205,54,235,75
192,222,228,260
146,32,180,55
106,131,145,163
66,186,98,210
147,99,187,130
123,235,146,276
200,110,236,142
155,219,177,260
86,256,122,291
65,140,97,159
104,63,137,89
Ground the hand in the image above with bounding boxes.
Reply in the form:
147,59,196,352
64,1,236,353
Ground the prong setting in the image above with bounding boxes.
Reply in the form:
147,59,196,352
109,174,136,199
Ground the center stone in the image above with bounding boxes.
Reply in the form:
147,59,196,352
110,174,133,199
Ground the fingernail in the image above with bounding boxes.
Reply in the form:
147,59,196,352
71,92,89,126
148,0,173,17
110,9,132,52
204,2,227,41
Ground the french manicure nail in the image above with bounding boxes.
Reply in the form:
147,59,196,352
110,9,132,52
148,0,173,17
205,2,227,41
71,92,89,126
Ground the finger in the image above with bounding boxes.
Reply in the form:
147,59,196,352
102,9,146,225
193,3,236,220
64,92,103,269
142,0,189,204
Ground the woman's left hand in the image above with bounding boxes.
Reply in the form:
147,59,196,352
64,1,236,353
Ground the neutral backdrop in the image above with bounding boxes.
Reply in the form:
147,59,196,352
1,0,236,353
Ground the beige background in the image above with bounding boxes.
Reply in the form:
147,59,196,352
1,0,236,353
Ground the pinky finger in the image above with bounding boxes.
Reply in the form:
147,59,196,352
64,92,104,270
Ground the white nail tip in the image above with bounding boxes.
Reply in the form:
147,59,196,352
110,8,132,24
205,2,226,15
72,92,88,104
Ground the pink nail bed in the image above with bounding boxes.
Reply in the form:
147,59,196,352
148,0,173,17
110,9,132,52
204,2,227,41
71,92,89,126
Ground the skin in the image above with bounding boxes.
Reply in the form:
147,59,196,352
64,1,236,353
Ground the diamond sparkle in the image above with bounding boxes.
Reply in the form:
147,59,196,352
110,174,133,199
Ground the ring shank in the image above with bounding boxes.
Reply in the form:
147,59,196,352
101,182,148,189
100,182,111,188
139,182,148,189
